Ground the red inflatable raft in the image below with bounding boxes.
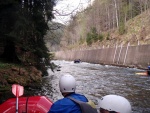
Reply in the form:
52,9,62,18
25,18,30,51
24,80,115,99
0,96,53,113
0,84,53,113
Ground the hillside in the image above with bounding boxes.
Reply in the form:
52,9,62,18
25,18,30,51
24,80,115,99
63,10,150,50
110,9,150,46
44,22,65,51
56,0,150,51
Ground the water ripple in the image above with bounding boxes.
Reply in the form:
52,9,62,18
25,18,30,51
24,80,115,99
38,60,150,113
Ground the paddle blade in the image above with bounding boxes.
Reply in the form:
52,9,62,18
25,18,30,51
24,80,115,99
12,84,24,97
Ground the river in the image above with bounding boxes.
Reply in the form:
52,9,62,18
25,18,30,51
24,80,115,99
37,60,150,113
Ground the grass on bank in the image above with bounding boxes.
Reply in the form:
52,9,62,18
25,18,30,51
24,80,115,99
0,61,21,70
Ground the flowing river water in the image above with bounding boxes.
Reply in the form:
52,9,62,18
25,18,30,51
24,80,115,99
37,60,150,113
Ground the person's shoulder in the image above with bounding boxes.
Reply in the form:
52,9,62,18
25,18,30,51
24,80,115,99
53,98,64,104
71,93,88,102
53,97,75,105
74,93,86,97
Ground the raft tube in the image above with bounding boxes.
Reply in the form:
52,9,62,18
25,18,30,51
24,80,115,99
0,96,53,113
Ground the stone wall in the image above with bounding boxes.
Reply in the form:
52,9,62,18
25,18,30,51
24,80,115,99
55,44,150,69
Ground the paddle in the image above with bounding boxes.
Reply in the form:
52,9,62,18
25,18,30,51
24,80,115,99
12,84,24,113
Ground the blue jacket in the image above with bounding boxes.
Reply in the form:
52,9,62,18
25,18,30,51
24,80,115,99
48,93,88,113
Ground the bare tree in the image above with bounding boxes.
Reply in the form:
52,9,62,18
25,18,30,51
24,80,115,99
113,0,119,27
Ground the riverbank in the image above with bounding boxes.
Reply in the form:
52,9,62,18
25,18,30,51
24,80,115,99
0,62,43,92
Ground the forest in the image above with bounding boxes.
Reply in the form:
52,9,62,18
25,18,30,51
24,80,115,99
1,0,150,88
0,0,56,88
0,0,55,69
58,0,150,50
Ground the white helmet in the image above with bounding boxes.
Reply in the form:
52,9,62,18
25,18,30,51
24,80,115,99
98,95,132,113
59,74,76,93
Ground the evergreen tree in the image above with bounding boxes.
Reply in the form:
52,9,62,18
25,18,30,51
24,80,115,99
0,0,55,63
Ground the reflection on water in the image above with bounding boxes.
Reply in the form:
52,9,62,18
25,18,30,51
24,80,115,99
37,60,150,113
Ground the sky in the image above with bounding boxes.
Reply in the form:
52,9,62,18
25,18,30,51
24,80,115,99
53,0,94,24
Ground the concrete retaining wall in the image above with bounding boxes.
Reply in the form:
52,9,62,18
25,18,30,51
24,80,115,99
55,44,150,69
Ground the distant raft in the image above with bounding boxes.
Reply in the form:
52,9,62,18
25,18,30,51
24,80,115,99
74,59,81,63
135,72,148,76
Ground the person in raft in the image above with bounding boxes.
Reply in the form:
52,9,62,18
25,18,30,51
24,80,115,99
48,74,97,113
98,95,132,113
147,66,150,75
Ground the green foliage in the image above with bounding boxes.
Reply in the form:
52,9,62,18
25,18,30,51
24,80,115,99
86,27,104,45
91,27,98,42
62,0,147,49
98,34,104,41
118,2,127,35
0,0,56,63
0,62,10,69
106,33,110,40
86,33,93,45
0,0,56,77
0,61,20,69
79,36,85,44
44,22,65,51
118,22,126,35
132,1,142,17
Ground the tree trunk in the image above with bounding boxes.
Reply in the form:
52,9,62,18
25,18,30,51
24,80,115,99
114,0,119,27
